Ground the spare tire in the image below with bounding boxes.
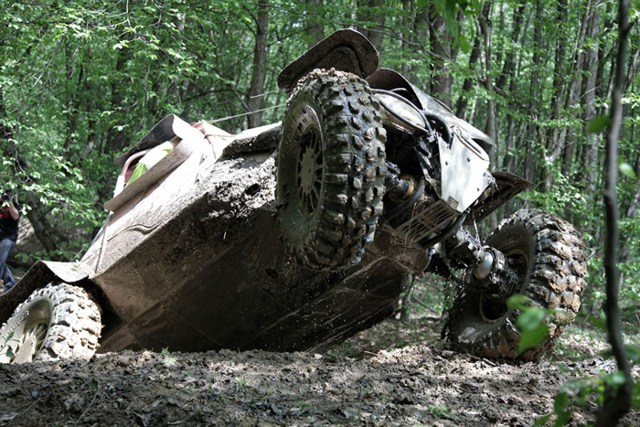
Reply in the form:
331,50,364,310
276,69,387,269
444,209,588,359
0,283,102,363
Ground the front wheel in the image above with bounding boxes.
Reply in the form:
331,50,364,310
0,283,102,363
276,69,387,269
444,209,588,359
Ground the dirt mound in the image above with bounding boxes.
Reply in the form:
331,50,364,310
1,320,638,427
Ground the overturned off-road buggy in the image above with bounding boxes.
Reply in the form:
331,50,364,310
0,30,587,364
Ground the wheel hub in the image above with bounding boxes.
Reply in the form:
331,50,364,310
296,129,323,217
13,321,48,364
479,254,528,322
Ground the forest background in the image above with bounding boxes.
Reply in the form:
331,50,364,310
0,0,639,352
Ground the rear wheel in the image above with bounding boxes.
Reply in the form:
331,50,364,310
276,69,387,269
0,283,102,363
444,209,587,359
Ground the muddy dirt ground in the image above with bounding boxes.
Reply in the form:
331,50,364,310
1,309,639,427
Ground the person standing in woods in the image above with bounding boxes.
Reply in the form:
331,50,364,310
0,189,21,294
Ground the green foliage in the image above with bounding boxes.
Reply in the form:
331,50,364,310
587,115,612,133
507,295,550,354
538,310,640,425
428,403,451,417
618,159,636,179
2,332,16,359
236,374,248,394
536,370,638,427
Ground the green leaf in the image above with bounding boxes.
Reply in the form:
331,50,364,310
555,410,572,427
512,303,549,353
459,33,470,54
5,345,15,358
586,115,611,133
608,371,627,387
619,162,636,179
417,0,429,7
554,391,569,413
161,347,177,367
518,323,550,353
507,294,529,310
533,414,552,427
516,306,546,330
550,391,573,427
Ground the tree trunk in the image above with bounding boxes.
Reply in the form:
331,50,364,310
63,41,80,160
578,5,600,201
428,5,454,107
479,1,496,144
406,5,429,82
479,1,498,229
542,0,568,192
498,4,526,178
104,48,131,154
305,0,324,47
495,4,525,93
246,0,270,129
356,0,385,51
596,1,633,425
400,0,418,76
455,25,481,120
561,0,592,179
523,1,545,184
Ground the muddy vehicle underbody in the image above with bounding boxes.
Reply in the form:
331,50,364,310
0,30,587,364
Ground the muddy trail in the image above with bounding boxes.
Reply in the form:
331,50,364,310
1,314,638,427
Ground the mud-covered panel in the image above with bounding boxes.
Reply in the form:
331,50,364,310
222,123,281,158
125,303,221,352
245,258,408,352
94,154,277,324
91,150,423,354
364,228,430,275
161,258,289,351
92,259,158,325
122,204,338,352
465,171,533,224
97,324,141,353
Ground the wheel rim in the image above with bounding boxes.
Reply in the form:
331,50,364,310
2,299,52,364
478,251,529,323
295,112,323,217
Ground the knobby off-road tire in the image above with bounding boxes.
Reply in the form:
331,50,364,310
0,283,102,363
276,69,387,269
445,209,587,359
